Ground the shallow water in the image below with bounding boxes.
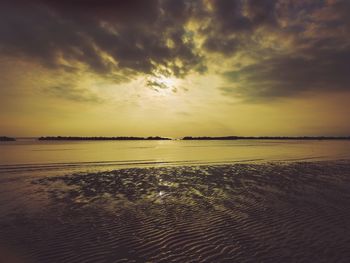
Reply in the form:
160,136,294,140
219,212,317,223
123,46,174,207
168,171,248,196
1,139,350,174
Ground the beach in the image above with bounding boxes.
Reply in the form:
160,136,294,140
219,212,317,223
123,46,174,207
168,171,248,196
2,0,350,261
1,160,350,262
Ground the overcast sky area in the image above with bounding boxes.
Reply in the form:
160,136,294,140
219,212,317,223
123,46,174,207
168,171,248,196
1,0,350,137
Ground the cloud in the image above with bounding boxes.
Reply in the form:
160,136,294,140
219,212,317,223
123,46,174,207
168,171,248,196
219,0,350,101
0,0,203,78
0,0,350,101
43,85,103,103
222,46,350,100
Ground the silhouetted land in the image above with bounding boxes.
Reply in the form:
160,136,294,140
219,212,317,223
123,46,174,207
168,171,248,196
38,136,171,141
182,136,350,140
0,136,16,141
36,136,350,141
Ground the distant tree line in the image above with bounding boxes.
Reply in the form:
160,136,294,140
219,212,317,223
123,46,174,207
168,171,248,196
36,136,350,141
0,136,16,141
182,136,350,140
38,136,172,141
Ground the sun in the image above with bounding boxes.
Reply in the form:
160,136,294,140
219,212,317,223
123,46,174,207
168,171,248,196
158,75,175,88
146,74,180,94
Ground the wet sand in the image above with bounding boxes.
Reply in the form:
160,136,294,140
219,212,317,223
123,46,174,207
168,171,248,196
1,161,350,262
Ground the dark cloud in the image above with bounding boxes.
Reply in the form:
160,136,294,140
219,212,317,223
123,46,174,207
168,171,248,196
0,0,203,78
245,0,277,26
222,47,350,100
47,0,160,24
219,0,350,101
1,0,350,100
146,80,168,90
209,0,251,33
202,0,278,54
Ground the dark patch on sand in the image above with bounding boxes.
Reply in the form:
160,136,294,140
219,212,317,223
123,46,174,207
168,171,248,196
1,161,350,262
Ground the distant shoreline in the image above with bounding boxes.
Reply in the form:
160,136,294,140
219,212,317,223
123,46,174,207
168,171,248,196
32,136,350,141
182,136,350,140
0,136,16,141
38,136,172,141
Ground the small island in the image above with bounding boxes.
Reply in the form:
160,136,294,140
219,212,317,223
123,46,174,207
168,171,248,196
182,136,350,140
38,136,172,141
0,136,16,141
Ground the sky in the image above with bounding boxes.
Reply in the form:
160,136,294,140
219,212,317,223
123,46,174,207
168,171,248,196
1,0,350,137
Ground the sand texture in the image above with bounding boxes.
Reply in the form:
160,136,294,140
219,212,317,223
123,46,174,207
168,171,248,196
1,161,350,262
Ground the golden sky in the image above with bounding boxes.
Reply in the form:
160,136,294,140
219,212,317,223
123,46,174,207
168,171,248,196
1,0,350,137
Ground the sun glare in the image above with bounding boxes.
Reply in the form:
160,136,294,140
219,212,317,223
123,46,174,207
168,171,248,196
159,75,175,88
147,74,180,95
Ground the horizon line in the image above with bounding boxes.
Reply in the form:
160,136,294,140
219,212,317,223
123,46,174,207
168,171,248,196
2,135,350,141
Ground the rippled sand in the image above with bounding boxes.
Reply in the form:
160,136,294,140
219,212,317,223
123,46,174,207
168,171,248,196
1,161,350,262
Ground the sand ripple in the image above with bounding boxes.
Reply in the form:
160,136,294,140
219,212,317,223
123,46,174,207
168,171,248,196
1,161,350,262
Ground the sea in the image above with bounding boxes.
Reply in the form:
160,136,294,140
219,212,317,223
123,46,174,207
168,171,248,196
1,138,350,176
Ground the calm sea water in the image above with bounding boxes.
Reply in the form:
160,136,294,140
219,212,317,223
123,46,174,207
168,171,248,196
1,139,350,175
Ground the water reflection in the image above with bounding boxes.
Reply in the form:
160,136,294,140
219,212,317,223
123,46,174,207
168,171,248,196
0,139,350,175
